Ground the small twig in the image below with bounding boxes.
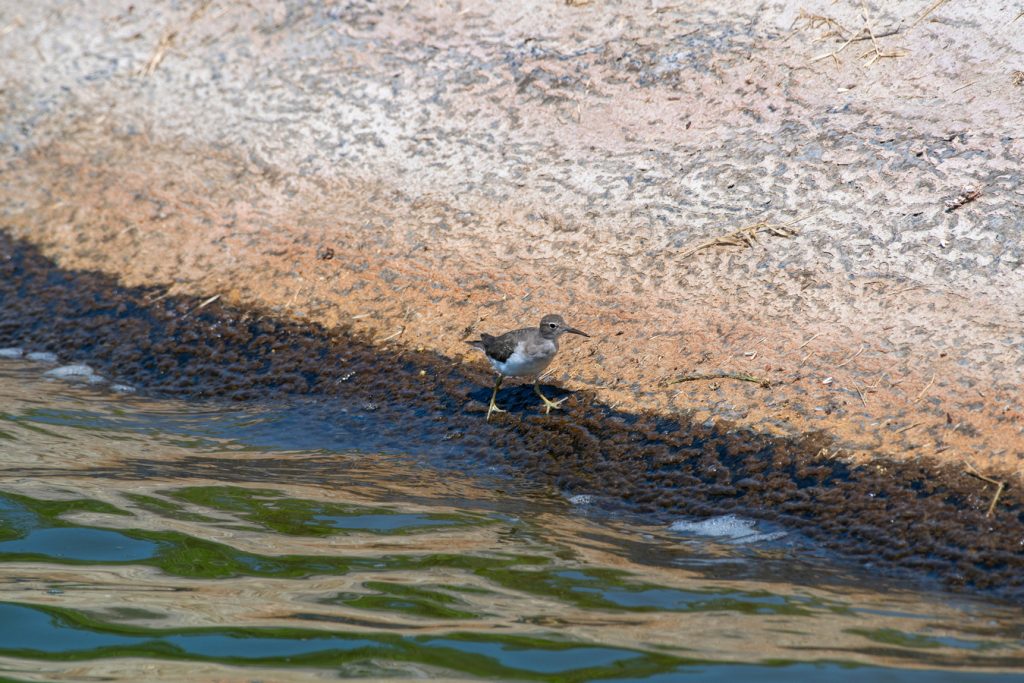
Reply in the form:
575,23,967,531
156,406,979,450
964,462,1006,518
195,294,221,311
146,287,176,304
648,3,682,15
0,15,24,38
140,30,177,76
666,372,772,388
188,0,213,23
836,344,866,368
860,11,906,66
812,2,905,65
811,31,858,64
846,27,901,42
864,371,890,390
913,373,935,403
377,326,405,343
795,9,851,37
180,293,221,319
951,80,977,94
678,212,817,262
797,332,821,350
805,8,862,64
911,0,951,29
895,421,922,434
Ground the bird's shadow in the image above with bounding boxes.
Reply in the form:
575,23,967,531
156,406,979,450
467,381,572,416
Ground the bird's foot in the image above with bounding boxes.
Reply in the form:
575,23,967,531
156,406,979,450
539,395,568,414
486,401,507,421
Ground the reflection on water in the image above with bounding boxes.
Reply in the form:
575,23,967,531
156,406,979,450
0,360,1022,682
0,527,159,562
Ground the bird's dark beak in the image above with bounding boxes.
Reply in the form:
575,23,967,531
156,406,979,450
566,326,589,338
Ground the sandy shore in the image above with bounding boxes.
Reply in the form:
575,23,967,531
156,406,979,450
1,0,1022,470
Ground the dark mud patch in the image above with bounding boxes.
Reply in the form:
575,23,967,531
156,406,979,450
1,231,1022,601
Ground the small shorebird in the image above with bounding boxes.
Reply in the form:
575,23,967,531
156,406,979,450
466,313,589,420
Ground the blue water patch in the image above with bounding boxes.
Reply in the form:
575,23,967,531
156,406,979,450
0,603,379,658
0,527,158,562
12,401,452,457
0,602,638,673
0,603,137,652
165,633,378,658
425,639,640,673
0,496,36,535
608,663,1023,682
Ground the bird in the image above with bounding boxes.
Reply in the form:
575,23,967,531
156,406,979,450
466,313,589,420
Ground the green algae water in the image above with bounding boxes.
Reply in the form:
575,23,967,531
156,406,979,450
0,359,1022,682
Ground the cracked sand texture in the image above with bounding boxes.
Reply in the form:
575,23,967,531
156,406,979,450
0,0,1022,469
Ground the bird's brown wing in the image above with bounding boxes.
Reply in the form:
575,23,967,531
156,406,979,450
466,330,522,363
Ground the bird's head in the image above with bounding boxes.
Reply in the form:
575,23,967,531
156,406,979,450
538,314,589,340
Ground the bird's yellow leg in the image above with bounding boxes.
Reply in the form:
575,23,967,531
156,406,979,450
486,375,506,421
534,378,568,414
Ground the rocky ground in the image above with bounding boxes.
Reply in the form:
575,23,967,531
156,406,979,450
1,0,1022,474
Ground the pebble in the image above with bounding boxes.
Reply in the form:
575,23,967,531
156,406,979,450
43,364,107,384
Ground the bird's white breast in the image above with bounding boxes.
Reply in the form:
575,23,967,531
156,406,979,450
488,340,556,377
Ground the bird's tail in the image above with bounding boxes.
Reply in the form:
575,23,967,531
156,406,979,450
465,333,494,351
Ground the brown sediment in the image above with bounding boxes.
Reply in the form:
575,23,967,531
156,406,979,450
1,232,1021,601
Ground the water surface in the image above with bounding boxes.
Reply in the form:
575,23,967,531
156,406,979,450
0,360,1021,682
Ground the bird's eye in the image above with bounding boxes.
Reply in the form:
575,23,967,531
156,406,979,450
548,323,557,328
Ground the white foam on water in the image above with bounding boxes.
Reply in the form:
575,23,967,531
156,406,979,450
669,514,787,544
568,494,593,506
43,364,106,384
26,351,59,363
111,383,136,394
0,348,24,359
